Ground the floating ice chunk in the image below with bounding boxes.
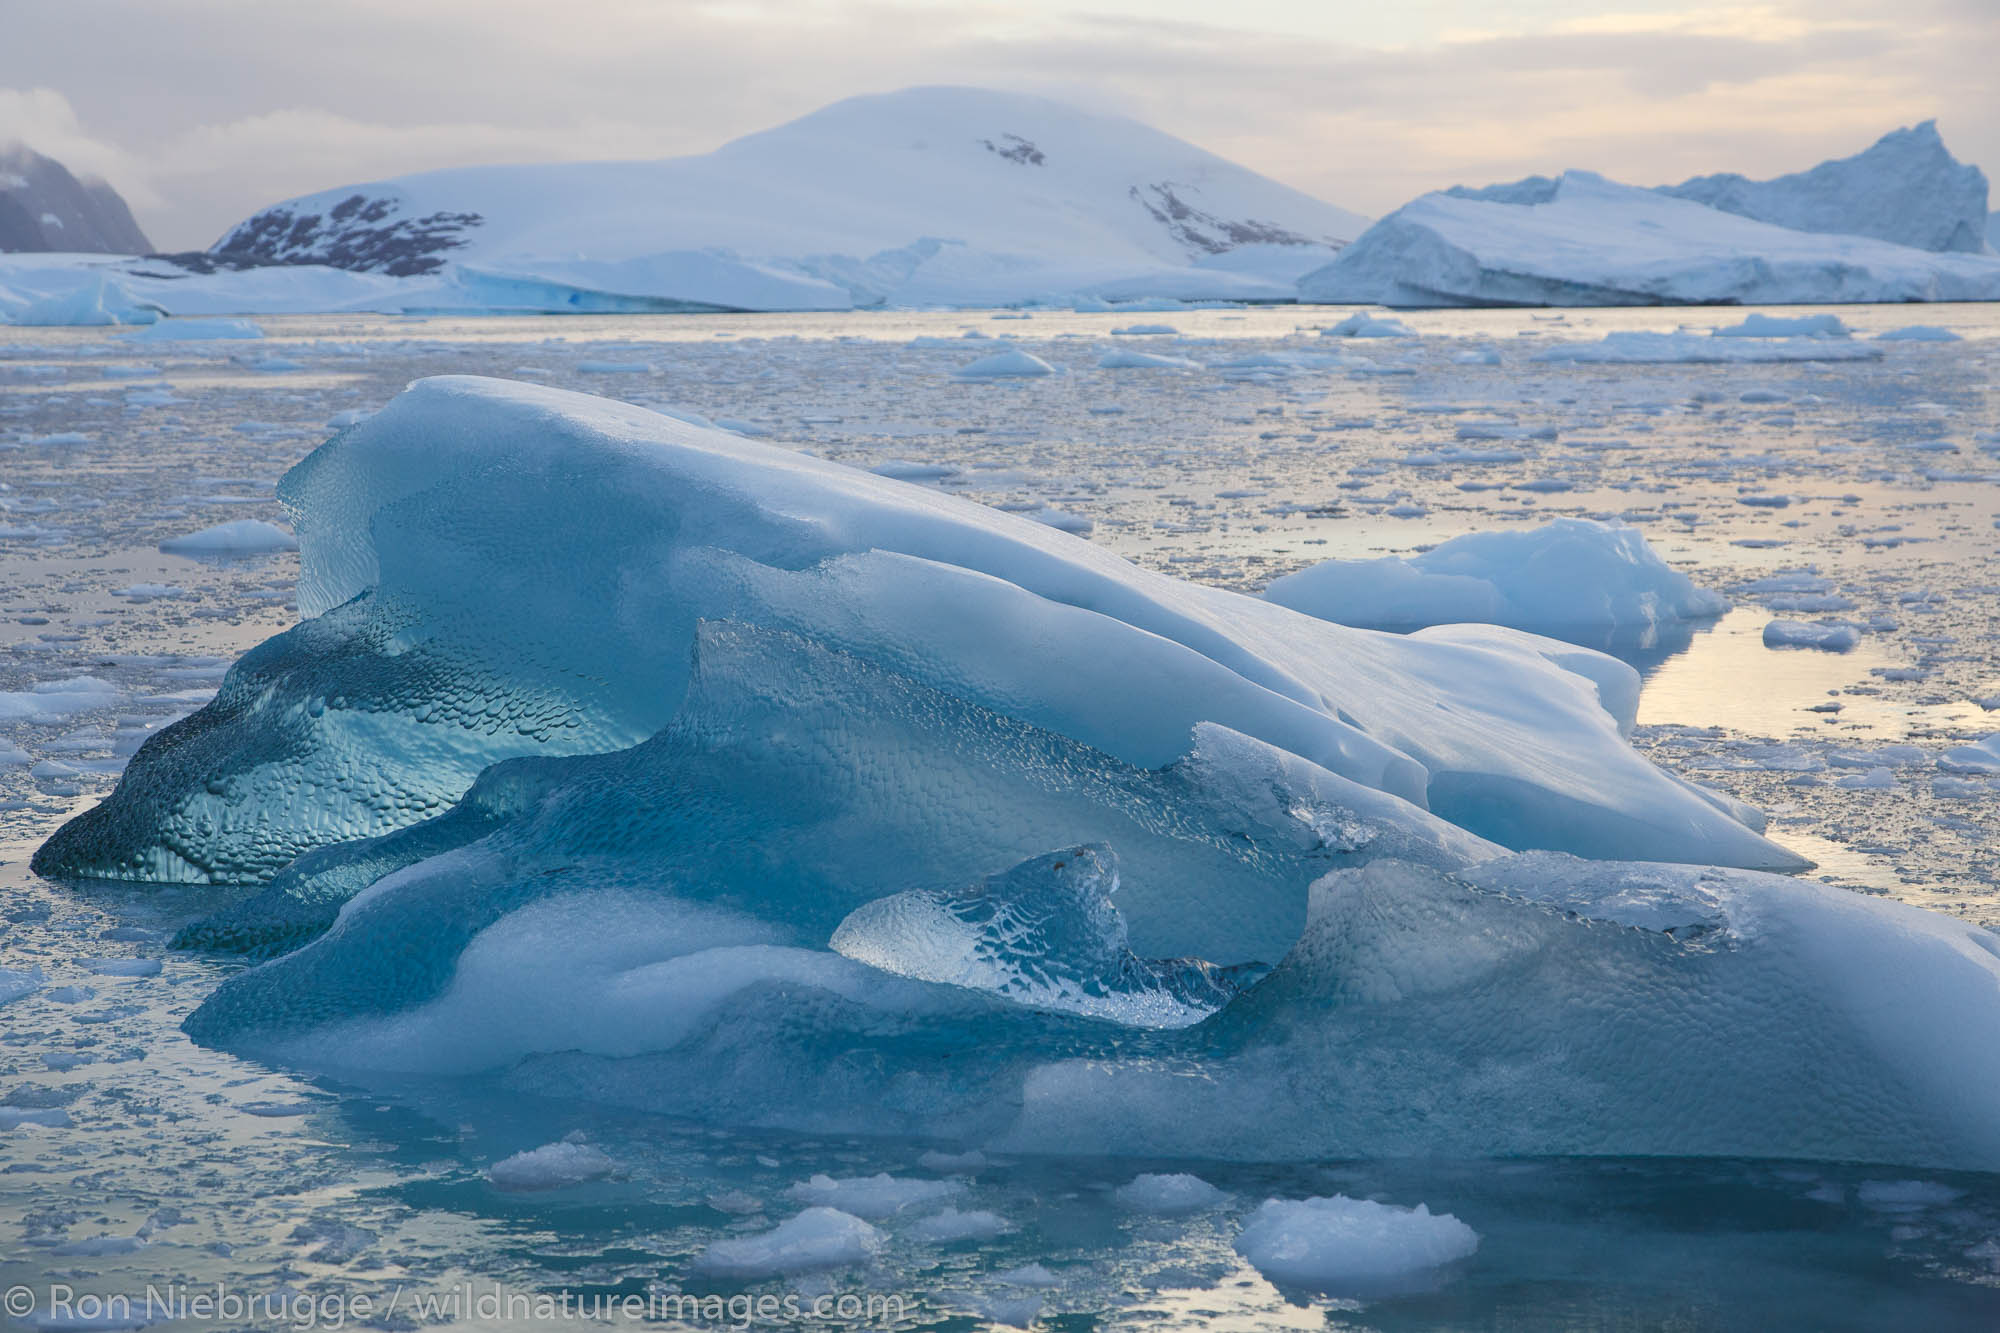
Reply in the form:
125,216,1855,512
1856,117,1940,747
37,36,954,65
8,273,160,326
995,1264,1061,1288
832,846,1249,1028
1856,1179,1964,1210
486,1140,618,1191
1113,1172,1226,1213
1024,505,1093,535
1097,348,1200,370
1939,736,2000,775
0,677,122,723
1876,324,1961,341
918,1149,988,1173
1763,620,1861,651
787,1173,964,1219
0,743,29,769
694,1208,883,1277
84,958,162,977
0,966,43,1005
1110,323,1177,335
1533,332,1881,364
123,317,264,340
1320,313,1414,338
44,378,1798,891
575,358,651,373
1235,1195,1477,1294
954,349,1055,379
908,1206,1009,1241
1265,519,1725,639
51,1232,150,1257
160,519,299,557
1713,313,1851,338
870,459,957,481
113,584,185,601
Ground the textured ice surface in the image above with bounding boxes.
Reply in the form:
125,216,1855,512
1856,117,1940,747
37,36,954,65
997,856,2000,1167
184,844,2000,1166
1264,518,1726,644
178,620,1492,1009
831,845,1253,1027
40,376,1797,885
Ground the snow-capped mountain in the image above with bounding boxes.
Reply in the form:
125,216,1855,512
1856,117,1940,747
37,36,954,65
0,144,152,254
1658,121,1989,254
209,86,1369,308
1302,125,2000,308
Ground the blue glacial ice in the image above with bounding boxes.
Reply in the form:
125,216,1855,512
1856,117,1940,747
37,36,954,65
40,374,2000,1169
35,375,1795,885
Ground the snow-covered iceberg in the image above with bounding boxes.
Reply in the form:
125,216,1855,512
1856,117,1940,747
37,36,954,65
35,376,1794,889
205,87,1365,310
1658,122,1990,255
1263,519,1726,652
1300,169,2000,308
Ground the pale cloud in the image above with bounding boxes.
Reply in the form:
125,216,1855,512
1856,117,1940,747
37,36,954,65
0,0,1992,250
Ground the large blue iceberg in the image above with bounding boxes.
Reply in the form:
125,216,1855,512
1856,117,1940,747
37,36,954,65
39,377,2000,1169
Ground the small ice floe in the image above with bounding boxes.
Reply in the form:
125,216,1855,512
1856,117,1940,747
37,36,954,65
0,677,122,723
785,1172,963,1220
1763,620,1862,652
1113,1172,1227,1214
1098,348,1200,370
1938,735,2000,775
1713,313,1851,338
113,584,185,601
125,317,264,340
486,1139,618,1192
160,519,298,557
83,958,162,977
1235,1195,1479,1295
693,1208,883,1277
1025,506,1093,536
954,348,1055,379
1857,1180,1964,1211
1876,325,1961,342
1320,313,1414,338
908,1207,1010,1242
575,359,652,374
870,459,956,481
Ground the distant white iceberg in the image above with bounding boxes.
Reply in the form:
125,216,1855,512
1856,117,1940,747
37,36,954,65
1302,120,2000,308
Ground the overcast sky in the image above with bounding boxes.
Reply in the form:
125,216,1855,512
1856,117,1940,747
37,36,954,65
3,0,1994,251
